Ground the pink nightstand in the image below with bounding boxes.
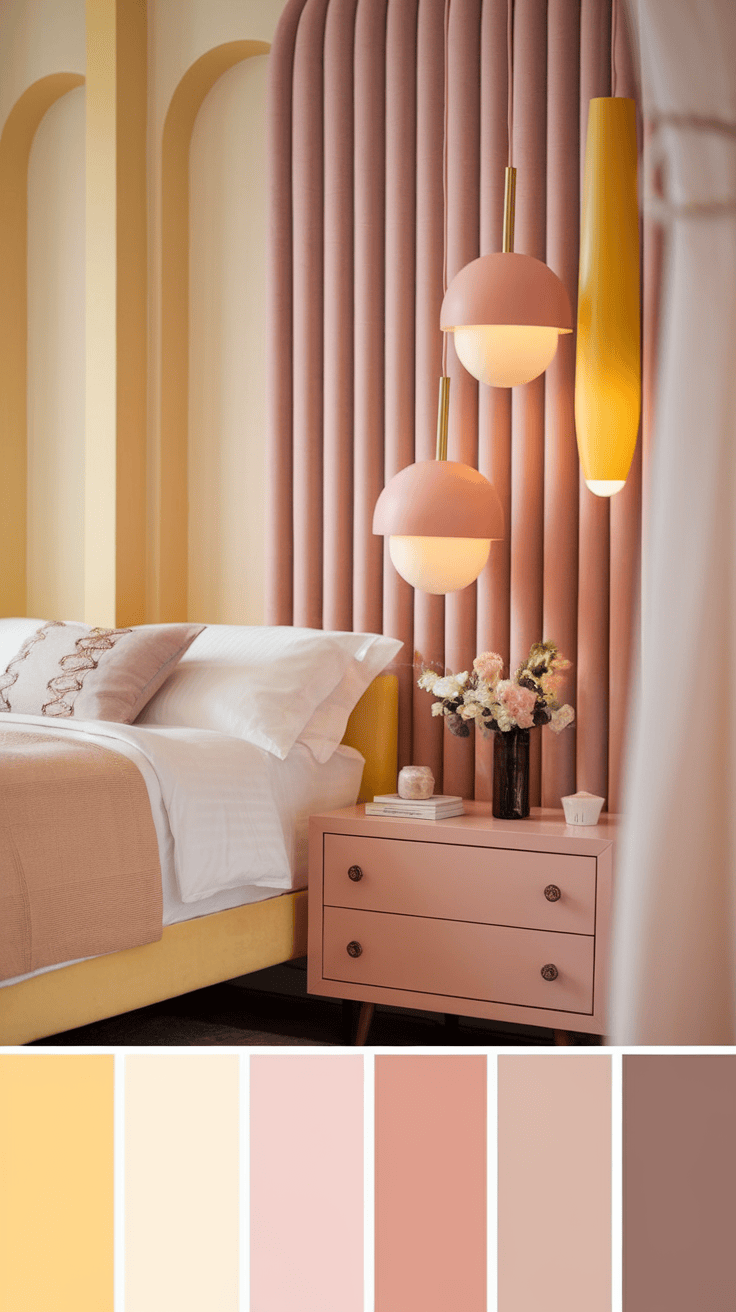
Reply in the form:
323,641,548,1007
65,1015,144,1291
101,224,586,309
307,803,616,1045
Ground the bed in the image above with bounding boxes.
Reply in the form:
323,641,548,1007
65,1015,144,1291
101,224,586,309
0,621,399,1046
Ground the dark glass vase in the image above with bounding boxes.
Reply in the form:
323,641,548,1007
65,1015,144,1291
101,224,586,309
492,728,530,819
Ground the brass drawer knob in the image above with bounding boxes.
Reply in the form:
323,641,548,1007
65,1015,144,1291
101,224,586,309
544,884,562,902
541,963,559,982
348,864,363,882
347,941,363,958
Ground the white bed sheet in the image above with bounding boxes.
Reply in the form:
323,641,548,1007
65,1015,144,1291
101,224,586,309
0,715,363,989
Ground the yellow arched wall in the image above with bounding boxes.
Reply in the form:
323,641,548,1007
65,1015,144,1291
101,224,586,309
0,73,85,617
154,39,270,622
85,0,147,627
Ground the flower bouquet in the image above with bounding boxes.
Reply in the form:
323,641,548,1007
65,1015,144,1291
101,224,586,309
418,642,575,819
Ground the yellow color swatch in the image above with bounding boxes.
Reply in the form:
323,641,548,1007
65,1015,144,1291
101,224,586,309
0,1054,114,1312
125,1054,240,1312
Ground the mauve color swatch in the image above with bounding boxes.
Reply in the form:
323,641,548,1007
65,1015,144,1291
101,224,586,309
375,1055,487,1312
498,1055,611,1312
250,1055,364,1312
624,1055,736,1312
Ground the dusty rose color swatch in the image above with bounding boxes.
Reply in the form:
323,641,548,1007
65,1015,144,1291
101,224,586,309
624,1055,736,1312
498,1055,611,1312
250,1055,364,1312
375,1055,487,1312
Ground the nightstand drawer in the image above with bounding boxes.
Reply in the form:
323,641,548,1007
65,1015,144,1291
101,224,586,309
322,907,594,1014
323,833,596,935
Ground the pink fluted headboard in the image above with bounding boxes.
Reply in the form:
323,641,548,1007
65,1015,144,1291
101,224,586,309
266,0,646,810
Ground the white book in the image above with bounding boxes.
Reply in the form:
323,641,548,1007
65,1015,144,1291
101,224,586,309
365,803,465,820
366,793,465,819
372,793,463,808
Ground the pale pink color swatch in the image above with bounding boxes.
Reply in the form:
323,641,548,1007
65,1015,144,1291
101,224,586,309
498,1055,611,1312
250,1055,364,1312
375,1055,487,1312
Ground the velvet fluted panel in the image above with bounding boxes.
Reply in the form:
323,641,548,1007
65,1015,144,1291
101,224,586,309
266,0,644,807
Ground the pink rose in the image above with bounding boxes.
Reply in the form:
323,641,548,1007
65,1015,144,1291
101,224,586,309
499,682,536,729
473,651,504,683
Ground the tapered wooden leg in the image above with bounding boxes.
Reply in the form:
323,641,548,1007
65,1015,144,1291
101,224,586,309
354,1002,375,1047
554,1029,573,1045
341,999,355,1045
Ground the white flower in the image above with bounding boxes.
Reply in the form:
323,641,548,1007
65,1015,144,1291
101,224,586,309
474,683,497,711
432,671,469,699
459,702,483,721
495,704,514,732
462,687,481,703
431,701,446,717
417,669,440,692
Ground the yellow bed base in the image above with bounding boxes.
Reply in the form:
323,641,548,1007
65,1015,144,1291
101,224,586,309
1,673,398,1046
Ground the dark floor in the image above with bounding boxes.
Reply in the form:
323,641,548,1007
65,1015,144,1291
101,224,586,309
31,961,599,1047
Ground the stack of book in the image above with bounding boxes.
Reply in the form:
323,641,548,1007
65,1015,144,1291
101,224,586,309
365,793,465,820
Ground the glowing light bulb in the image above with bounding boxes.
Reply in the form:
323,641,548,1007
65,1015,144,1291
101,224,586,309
388,535,491,594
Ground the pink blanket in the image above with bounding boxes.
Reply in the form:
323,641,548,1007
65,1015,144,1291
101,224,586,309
0,730,162,981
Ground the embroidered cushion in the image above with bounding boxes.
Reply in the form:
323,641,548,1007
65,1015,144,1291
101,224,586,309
0,621,204,722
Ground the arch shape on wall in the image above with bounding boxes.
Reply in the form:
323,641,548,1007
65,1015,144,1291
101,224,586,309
156,39,271,622
0,73,85,616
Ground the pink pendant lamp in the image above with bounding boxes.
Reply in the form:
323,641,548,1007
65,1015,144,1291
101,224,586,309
440,1,572,387
373,378,503,594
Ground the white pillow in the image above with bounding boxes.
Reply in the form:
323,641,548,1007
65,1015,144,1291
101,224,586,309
298,633,402,762
137,625,400,760
0,618,47,672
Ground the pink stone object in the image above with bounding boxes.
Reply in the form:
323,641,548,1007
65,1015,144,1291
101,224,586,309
398,765,434,799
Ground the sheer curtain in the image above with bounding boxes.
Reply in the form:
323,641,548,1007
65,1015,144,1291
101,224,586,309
611,0,736,1042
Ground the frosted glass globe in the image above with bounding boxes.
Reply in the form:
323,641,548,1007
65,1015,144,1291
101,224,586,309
453,324,562,388
585,479,626,498
389,535,491,595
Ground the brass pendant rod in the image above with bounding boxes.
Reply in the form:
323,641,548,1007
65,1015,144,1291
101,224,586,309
503,165,517,253
435,376,450,460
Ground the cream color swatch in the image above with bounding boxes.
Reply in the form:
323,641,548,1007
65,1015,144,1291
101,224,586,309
125,1054,240,1312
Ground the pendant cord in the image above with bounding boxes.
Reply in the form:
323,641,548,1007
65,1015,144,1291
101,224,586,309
442,0,450,376
611,0,618,96
507,0,514,167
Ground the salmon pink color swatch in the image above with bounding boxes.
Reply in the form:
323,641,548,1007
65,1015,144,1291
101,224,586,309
375,1055,487,1312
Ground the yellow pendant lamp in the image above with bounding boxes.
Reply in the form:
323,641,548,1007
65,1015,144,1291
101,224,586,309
575,96,640,496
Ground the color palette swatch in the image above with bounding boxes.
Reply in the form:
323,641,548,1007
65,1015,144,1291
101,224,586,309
125,1055,240,1312
0,1055,114,1312
624,1055,736,1312
251,1055,364,1312
375,1055,487,1312
499,1055,612,1312
0,1052,732,1310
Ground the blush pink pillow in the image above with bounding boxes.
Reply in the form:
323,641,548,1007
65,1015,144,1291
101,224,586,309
0,621,205,722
